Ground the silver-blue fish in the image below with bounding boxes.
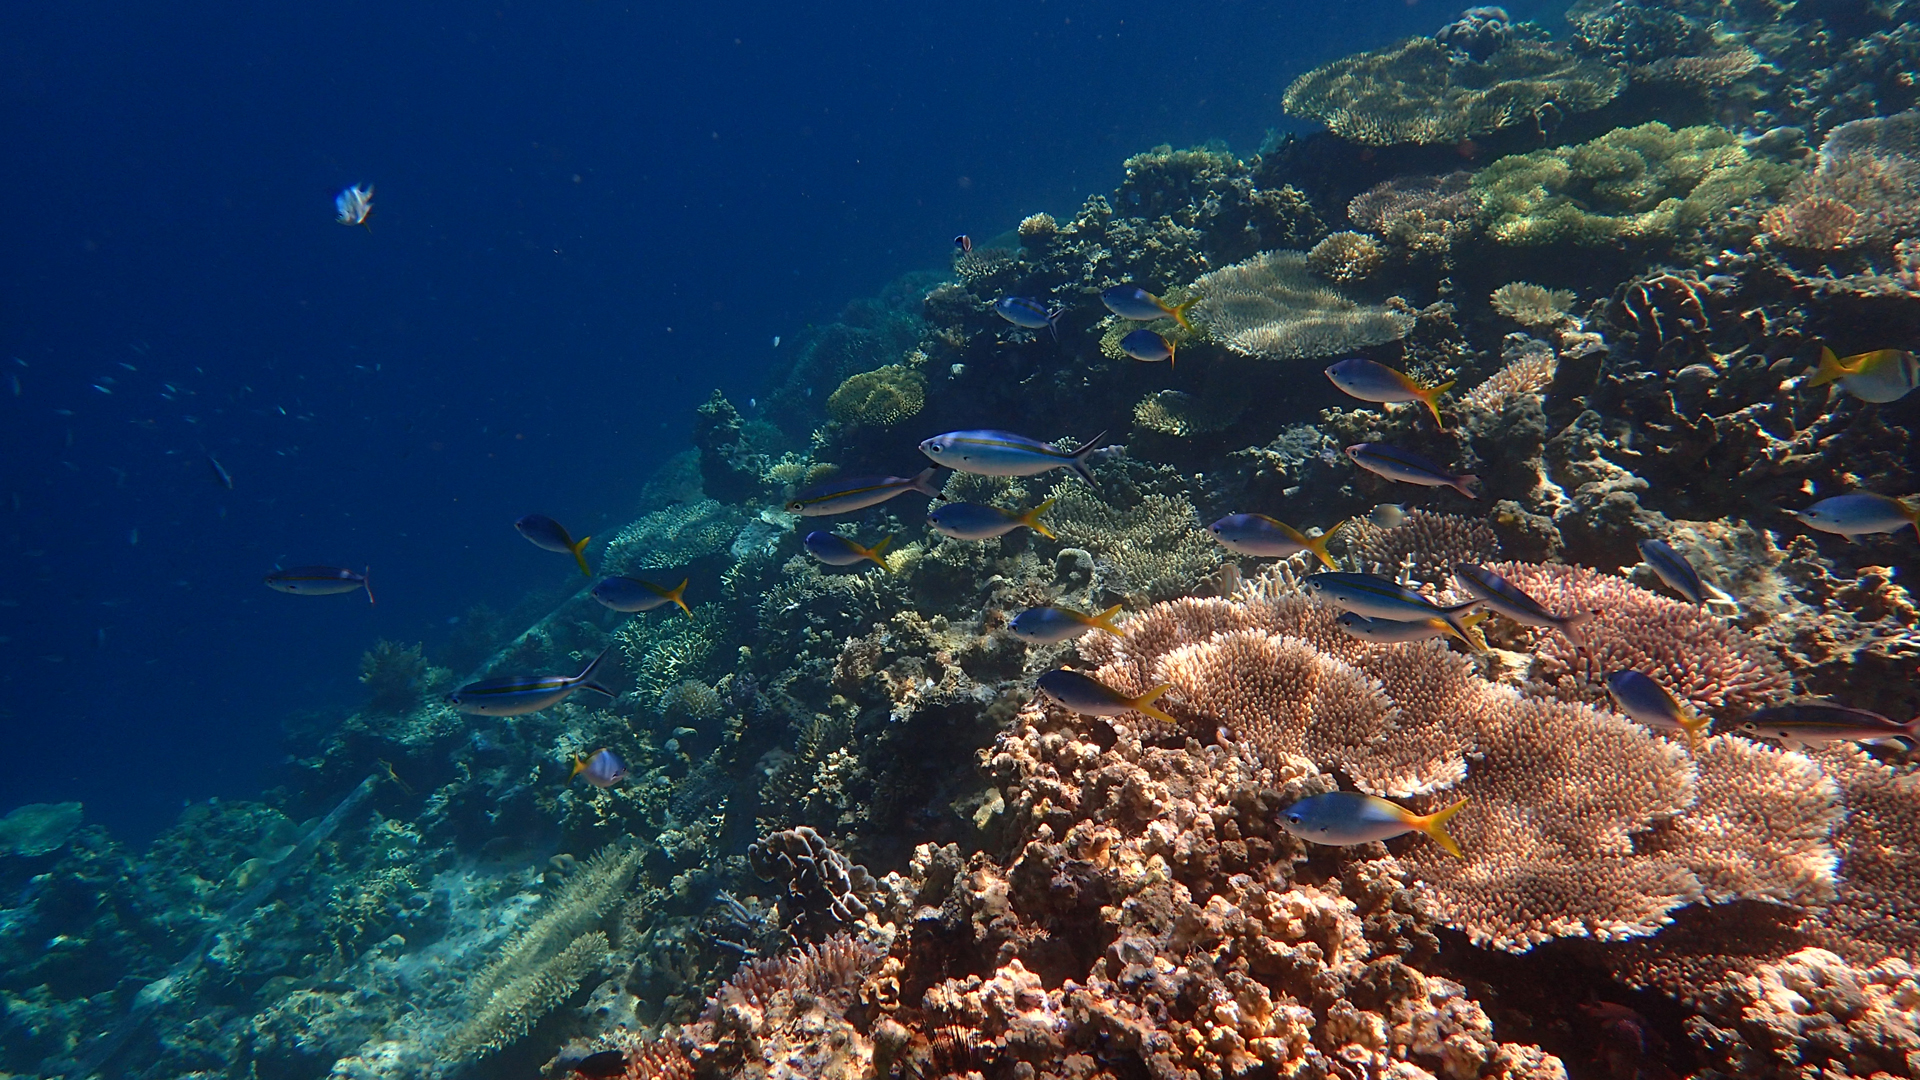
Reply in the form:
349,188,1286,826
447,647,616,716
995,297,1061,339
1791,493,1919,540
591,576,691,616
785,467,944,516
570,748,628,788
1036,669,1176,724
1279,791,1466,857
1605,670,1709,748
1100,286,1196,329
1009,604,1124,643
1738,702,1919,749
1453,563,1591,633
1303,572,1480,645
928,499,1056,540
804,531,893,570
919,429,1105,486
1208,514,1344,569
1344,443,1479,499
1637,538,1706,605
1337,610,1490,647
264,565,373,604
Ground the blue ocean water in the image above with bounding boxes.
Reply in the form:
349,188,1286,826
0,0,1485,843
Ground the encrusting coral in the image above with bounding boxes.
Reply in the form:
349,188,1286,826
1189,250,1415,360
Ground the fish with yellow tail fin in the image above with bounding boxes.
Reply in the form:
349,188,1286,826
1280,791,1467,857
515,514,593,577
1337,609,1492,650
1208,514,1346,569
591,576,691,616
570,748,628,788
1010,604,1125,643
1325,357,1454,428
1792,492,1920,541
804,531,893,571
1606,670,1710,750
928,498,1056,540
1807,345,1920,403
1036,669,1177,725
1101,285,1199,330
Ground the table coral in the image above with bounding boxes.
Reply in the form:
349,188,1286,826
1189,250,1415,360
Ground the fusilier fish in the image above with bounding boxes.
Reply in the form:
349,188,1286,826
1035,669,1176,725
448,647,616,716
1009,604,1125,643
1637,538,1707,605
206,453,234,490
1345,443,1479,499
1792,493,1920,540
919,429,1105,486
804,531,893,570
1279,791,1466,857
994,297,1062,339
1453,563,1591,633
1119,329,1176,365
571,748,628,788
1302,573,1480,646
1738,702,1919,749
1208,514,1345,570
1337,610,1491,648
515,514,593,577
1100,285,1198,330
1324,358,1454,428
335,183,374,229
928,498,1056,540
1605,670,1710,749
264,565,373,604
591,576,691,616
1808,345,1920,404
785,467,944,516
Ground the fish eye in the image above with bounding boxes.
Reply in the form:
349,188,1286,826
1287,814,1302,824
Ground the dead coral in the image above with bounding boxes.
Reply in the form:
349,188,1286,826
1189,250,1415,360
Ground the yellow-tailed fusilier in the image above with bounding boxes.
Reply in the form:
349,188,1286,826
919,429,1105,486
515,514,593,577
1337,610,1491,649
1807,345,1919,403
1605,670,1710,749
1344,443,1479,499
803,531,893,571
785,467,943,516
928,499,1056,540
1324,357,1453,428
1303,572,1482,647
1035,669,1176,725
1010,604,1125,643
1453,563,1592,634
1279,791,1467,857
1636,538,1706,605
1792,492,1920,540
590,576,691,616
1207,514,1345,570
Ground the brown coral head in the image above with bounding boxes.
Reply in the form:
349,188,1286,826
1761,196,1862,251
1616,273,1709,346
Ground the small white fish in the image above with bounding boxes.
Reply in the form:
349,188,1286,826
772,336,781,348
335,183,374,228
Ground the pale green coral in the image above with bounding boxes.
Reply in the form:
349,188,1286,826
1189,250,1414,360
1043,481,1220,605
1475,123,1799,246
616,605,723,699
825,363,927,428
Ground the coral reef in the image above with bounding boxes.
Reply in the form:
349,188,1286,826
825,363,927,429
1190,250,1415,360
1489,283,1574,328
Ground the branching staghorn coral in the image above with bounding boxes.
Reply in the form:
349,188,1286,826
1305,230,1386,283
1348,171,1482,258
441,843,641,1063
1459,338,1557,412
1188,250,1414,360
1763,109,1920,251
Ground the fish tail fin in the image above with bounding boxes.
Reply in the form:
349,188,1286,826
362,566,375,606
1088,603,1127,638
1071,431,1107,488
1458,610,1494,652
1680,711,1710,752
666,578,692,617
909,466,945,499
1170,296,1200,332
868,535,895,572
1808,346,1849,388
1901,496,1920,540
1451,474,1481,500
570,755,589,780
1022,498,1058,540
1414,798,1468,858
1419,380,1454,429
571,535,593,577
1131,682,1178,725
577,646,618,697
1167,337,1177,369
1304,521,1346,571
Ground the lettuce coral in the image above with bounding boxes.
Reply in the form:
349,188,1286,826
1474,122,1798,246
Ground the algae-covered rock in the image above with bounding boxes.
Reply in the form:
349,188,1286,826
1475,122,1799,246
0,802,82,857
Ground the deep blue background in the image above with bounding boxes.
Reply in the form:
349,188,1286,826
0,0,1560,842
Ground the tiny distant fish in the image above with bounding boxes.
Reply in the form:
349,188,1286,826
1808,345,1919,403
1009,604,1125,643
447,647,616,716
919,429,1106,487
804,531,893,570
1208,514,1345,569
1035,669,1176,725
570,748,628,788
1303,572,1481,647
1119,328,1176,365
92,384,112,395
1606,670,1709,749
771,336,780,348
1344,443,1479,499
1279,791,1466,857
1337,609,1491,648
786,467,943,517
336,183,374,229
590,576,691,616
1738,702,1919,749
994,297,1062,340
953,234,973,253
264,565,374,604
1100,285,1197,331
928,498,1056,540
7,374,18,396
1792,493,1920,540
1454,563,1591,633
206,453,234,490
1324,357,1453,428
1637,538,1705,605
1369,504,1407,529
515,514,593,577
